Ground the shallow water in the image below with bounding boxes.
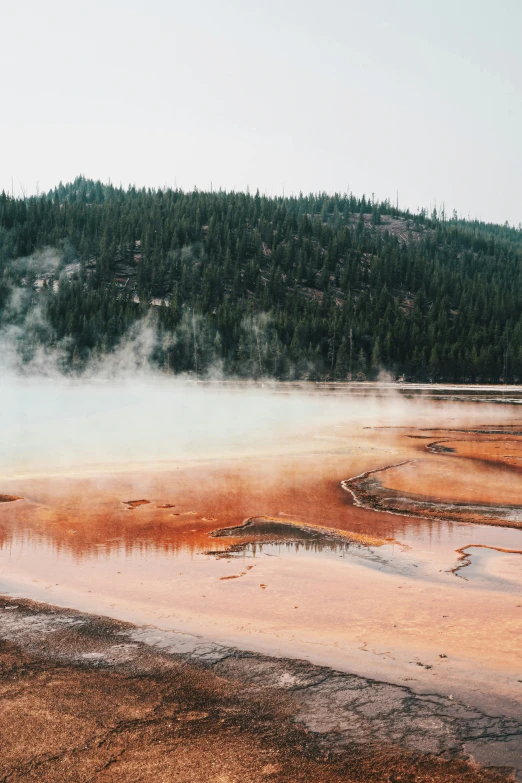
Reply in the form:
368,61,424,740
1,380,522,717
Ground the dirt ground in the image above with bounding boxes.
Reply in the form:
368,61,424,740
0,597,517,783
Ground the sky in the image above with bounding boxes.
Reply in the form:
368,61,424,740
2,0,521,224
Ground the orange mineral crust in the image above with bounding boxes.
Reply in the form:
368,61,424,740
1,410,522,717
2,387,522,780
380,451,522,508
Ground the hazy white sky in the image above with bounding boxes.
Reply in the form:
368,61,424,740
2,0,521,224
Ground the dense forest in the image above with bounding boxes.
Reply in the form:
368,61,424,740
1,176,521,382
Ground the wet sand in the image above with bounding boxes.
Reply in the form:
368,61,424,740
2,384,522,779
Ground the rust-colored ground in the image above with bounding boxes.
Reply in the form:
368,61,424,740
2,401,522,780
0,598,514,783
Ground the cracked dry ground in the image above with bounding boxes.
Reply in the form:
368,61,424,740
0,599,520,783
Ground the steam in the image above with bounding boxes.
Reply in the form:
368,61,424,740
0,244,347,381
0,244,236,379
0,374,368,478
88,319,160,378
8,247,62,280
1,249,520,482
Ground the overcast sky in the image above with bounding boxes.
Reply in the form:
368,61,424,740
2,0,521,224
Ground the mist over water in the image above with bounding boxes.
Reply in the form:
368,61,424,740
0,374,385,476
3,370,522,478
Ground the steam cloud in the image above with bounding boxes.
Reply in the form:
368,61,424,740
1,248,517,482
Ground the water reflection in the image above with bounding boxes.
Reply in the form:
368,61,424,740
1,406,522,618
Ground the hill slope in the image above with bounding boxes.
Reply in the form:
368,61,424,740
1,176,521,381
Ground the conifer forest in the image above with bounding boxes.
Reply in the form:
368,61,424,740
1,176,521,382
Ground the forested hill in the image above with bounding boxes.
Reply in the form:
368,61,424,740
1,176,522,382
